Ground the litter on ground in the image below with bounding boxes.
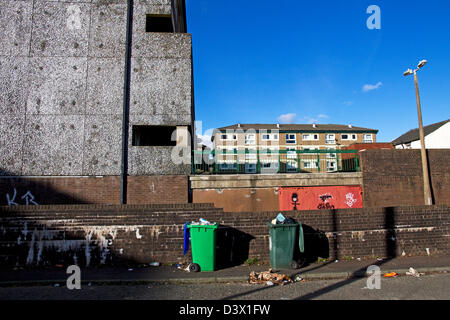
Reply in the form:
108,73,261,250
249,269,293,286
383,272,398,278
406,267,424,277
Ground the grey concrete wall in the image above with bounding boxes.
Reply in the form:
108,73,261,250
0,0,192,176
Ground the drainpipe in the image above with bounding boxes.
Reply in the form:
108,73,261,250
120,0,134,205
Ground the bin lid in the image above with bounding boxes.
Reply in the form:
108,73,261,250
187,222,219,229
266,221,299,228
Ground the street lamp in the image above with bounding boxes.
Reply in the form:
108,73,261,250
403,59,433,205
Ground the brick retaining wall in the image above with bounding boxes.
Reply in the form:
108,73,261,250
0,204,448,268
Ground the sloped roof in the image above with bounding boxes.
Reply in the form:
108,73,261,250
215,123,378,133
392,119,450,145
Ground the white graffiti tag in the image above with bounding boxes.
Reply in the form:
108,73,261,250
345,192,357,208
6,188,38,206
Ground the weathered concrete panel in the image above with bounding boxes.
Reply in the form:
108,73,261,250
89,3,127,58
22,115,84,175
26,57,87,115
0,115,24,176
0,0,33,56
189,172,364,189
132,32,192,59
0,57,30,115
86,58,124,115
129,58,191,117
30,2,90,57
82,115,122,175
128,145,190,175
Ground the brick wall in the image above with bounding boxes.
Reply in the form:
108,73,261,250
1,204,448,268
360,149,450,207
0,175,189,205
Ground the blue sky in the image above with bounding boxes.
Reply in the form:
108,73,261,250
186,0,450,143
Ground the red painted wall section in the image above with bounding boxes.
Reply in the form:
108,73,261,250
279,186,363,211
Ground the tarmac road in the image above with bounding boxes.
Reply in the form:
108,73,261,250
1,273,449,300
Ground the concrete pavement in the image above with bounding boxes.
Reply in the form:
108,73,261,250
1,256,449,287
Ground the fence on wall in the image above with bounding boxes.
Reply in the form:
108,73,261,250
192,149,359,175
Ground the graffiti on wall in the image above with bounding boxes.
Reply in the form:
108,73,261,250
5,188,38,206
278,186,363,211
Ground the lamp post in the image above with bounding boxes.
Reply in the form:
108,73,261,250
403,60,433,205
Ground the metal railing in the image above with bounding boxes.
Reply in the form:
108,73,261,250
192,149,359,175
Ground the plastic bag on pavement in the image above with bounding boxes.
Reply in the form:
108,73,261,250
406,267,424,277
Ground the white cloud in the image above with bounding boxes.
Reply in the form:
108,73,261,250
362,82,382,92
277,113,297,124
302,114,329,124
342,101,354,106
196,134,213,148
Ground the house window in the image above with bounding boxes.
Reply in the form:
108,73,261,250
219,163,236,170
132,125,176,146
325,134,335,144
286,134,296,144
262,134,270,141
286,161,298,172
286,147,297,159
245,134,255,144
245,163,256,173
326,160,336,172
146,15,174,33
341,133,357,140
363,134,373,143
220,134,237,141
302,134,319,141
303,160,318,168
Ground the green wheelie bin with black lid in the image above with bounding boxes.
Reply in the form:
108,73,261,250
266,221,305,269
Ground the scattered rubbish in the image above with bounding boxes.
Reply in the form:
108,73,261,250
356,258,361,261
119,249,124,255
426,248,430,256
406,267,424,277
294,275,303,282
184,265,190,272
174,264,183,269
149,262,160,267
383,272,398,278
128,268,134,271
249,269,293,286
402,251,406,257
377,258,383,261
334,260,339,263
88,282,92,287
276,213,286,224
270,213,296,225
54,283,60,287
266,281,274,286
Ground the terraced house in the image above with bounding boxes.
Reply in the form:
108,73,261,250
206,123,378,174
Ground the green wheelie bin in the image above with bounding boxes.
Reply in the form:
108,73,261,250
187,223,219,272
266,221,305,269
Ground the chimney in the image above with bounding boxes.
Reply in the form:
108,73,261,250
312,124,317,128
348,124,352,128
276,123,280,128
237,123,241,128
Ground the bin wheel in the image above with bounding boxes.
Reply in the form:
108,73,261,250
290,260,299,269
189,263,200,272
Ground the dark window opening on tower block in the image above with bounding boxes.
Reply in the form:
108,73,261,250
132,125,177,146
146,14,174,33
